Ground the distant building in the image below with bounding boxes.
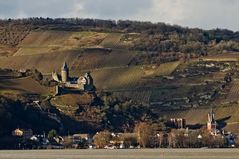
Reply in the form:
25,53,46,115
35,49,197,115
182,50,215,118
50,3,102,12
168,118,186,129
12,128,33,139
52,62,94,94
12,128,23,137
72,134,92,143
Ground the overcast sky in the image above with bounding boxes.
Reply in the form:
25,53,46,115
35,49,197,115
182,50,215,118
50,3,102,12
0,0,238,31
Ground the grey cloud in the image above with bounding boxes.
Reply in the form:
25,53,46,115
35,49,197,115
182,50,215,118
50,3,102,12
0,0,76,18
80,0,153,19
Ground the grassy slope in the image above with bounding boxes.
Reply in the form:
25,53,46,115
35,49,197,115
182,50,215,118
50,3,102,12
224,80,239,103
0,51,78,73
0,49,137,74
100,33,124,48
71,49,136,71
0,32,181,102
0,77,50,95
0,31,137,73
14,31,108,56
91,61,180,90
50,93,94,116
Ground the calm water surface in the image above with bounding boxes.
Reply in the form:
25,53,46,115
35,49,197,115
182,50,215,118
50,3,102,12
0,149,239,159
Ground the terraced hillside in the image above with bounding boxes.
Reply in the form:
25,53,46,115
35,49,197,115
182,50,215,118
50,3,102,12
90,61,180,90
100,33,129,49
0,69,50,95
14,31,108,56
0,30,138,72
0,24,30,47
0,51,79,73
7,30,134,57
0,24,31,56
0,77,50,95
0,29,236,106
1,26,239,134
0,30,182,104
0,49,137,74
223,80,239,103
202,53,239,62
71,49,136,71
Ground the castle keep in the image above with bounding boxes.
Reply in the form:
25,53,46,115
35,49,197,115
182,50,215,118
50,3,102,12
61,62,69,83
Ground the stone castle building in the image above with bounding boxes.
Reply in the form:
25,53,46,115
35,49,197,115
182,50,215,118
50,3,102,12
52,62,94,93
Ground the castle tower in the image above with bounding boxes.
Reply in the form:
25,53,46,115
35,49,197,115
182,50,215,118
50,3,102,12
61,62,69,83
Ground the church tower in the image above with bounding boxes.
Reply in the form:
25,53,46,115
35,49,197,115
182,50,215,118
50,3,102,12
207,109,217,134
61,62,69,83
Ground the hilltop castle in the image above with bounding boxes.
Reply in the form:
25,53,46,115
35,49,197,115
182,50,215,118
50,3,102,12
52,62,94,93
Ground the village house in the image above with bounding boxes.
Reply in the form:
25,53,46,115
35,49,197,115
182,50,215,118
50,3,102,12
12,128,33,139
167,118,186,129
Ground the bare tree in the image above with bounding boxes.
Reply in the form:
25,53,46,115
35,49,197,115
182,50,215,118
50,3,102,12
134,122,153,148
